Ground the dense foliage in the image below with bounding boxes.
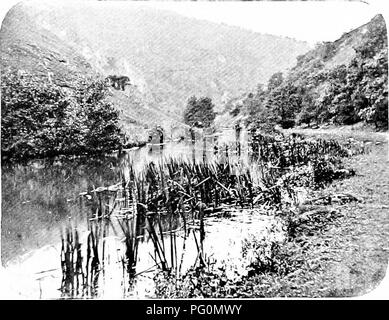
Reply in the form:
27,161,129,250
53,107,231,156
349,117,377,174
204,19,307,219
183,96,216,128
230,15,388,131
1,72,123,161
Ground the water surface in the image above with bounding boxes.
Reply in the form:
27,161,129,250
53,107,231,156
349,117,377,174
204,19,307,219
1,128,284,298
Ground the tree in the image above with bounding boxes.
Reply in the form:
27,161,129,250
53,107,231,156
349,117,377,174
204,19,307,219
353,49,388,130
75,79,123,152
183,96,216,128
266,80,302,128
296,92,318,127
1,71,123,161
242,88,279,134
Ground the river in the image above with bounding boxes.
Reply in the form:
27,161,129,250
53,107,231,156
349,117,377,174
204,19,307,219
0,128,285,299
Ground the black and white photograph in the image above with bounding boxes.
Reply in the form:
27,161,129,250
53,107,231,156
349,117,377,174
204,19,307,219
0,0,388,301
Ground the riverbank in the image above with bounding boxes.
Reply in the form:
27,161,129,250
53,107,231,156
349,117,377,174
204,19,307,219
228,129,389,297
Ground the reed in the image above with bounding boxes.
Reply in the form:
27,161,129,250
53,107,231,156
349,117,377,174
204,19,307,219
117,215,140,278
62,131,354,297
60,226,86,298
250,132,349,168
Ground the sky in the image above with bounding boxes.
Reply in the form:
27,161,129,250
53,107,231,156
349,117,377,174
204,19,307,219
146,0,386,46
1,0,388,46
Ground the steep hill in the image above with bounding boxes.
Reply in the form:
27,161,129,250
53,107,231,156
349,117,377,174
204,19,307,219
289,14,386,85
0,3,96,86
229,14,387,131
1,1,310,135
287,14,388,129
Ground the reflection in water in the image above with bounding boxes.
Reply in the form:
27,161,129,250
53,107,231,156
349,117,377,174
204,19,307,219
1,128,284,299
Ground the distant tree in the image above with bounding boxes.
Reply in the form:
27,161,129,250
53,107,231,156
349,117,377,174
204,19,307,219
296,92,318,127
267,72,284,91
320,42,337,61
266,80,302,128
295,54,306,67
240,87,264,123
247,104,278,134
183,96,216,128
242,87,279,134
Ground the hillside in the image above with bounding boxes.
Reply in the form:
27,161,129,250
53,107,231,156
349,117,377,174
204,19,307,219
0,3,96,86
0,1,310,135
289,14,386,86
290,14,387,129
230,14,388,131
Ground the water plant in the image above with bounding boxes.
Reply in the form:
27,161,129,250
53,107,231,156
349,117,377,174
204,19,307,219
59,130,358,298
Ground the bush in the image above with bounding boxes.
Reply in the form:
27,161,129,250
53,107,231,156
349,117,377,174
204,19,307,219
1,72,123,161
241,235,296,276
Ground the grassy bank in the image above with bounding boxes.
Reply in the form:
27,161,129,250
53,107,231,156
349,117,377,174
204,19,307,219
220,129,387,297
244,134,388,297
264,130,387,297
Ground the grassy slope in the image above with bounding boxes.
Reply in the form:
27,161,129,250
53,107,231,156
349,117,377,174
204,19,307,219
313,140,388,296
241,129,389,297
